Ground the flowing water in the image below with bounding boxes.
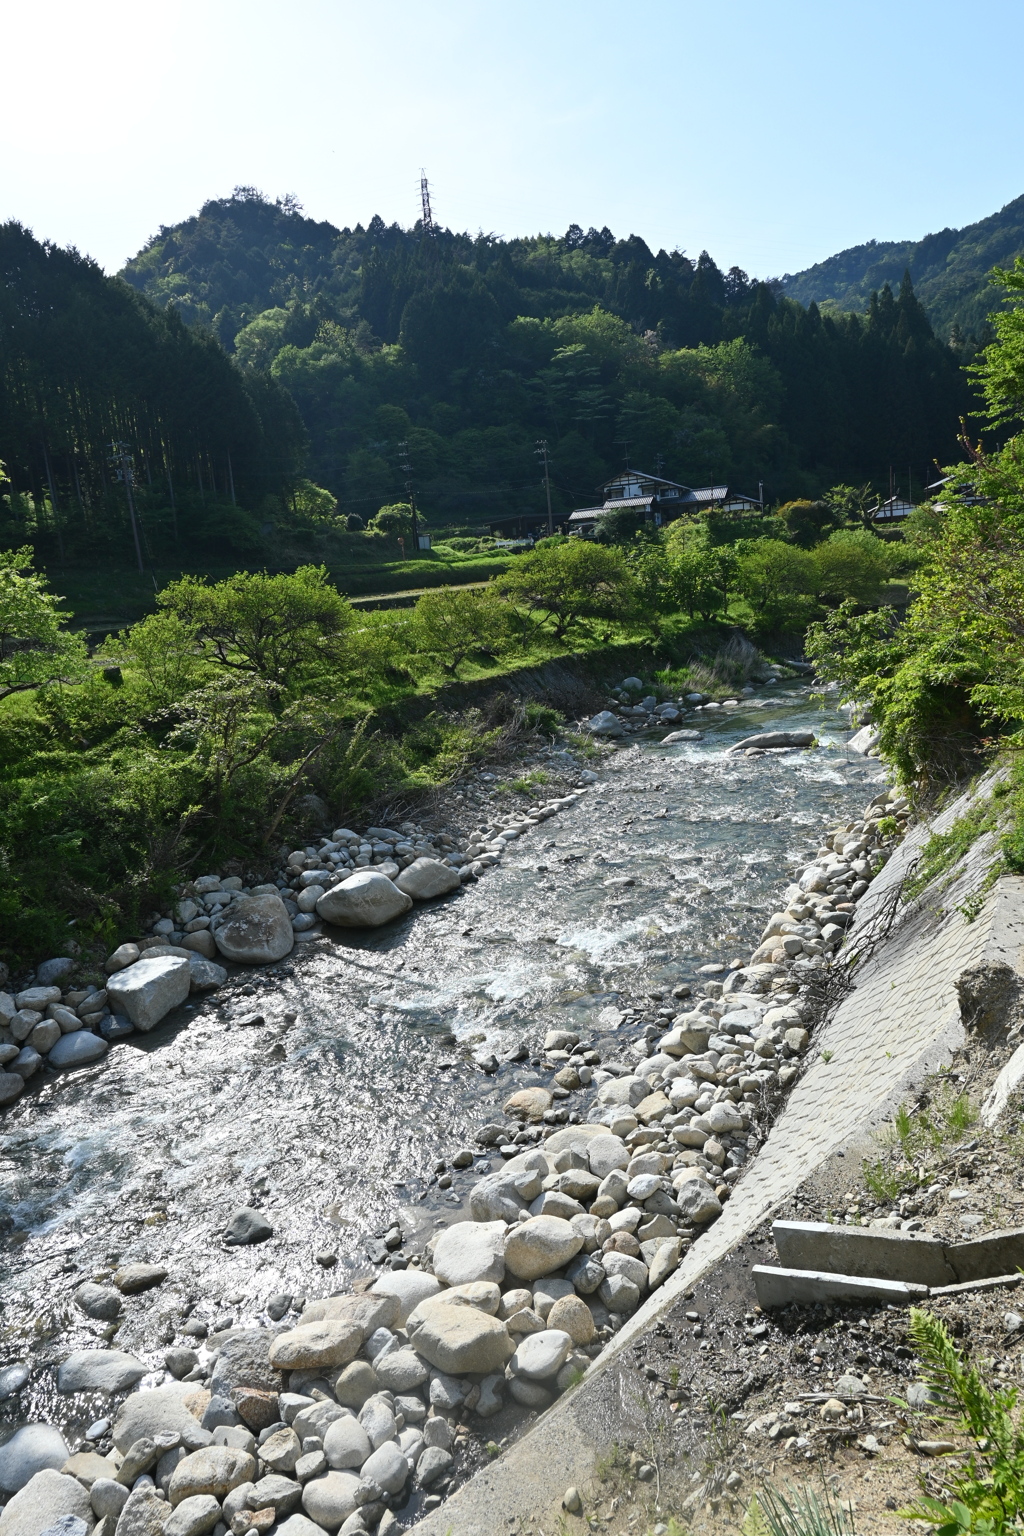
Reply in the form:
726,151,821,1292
0,689,884,1441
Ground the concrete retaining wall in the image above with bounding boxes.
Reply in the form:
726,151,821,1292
411,775,1024,1536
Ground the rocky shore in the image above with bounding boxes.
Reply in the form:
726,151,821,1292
0,689,910,1536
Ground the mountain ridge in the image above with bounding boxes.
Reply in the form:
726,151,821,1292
779,193,1024,338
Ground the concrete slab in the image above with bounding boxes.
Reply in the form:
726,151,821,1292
771,1220,956,1286
949,1228,1024,1283
931,1274,1023,1297
752,1265,929,1308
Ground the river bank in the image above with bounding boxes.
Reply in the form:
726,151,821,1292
0,688,886,1536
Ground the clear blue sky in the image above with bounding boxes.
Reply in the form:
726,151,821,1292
4,0,1023,279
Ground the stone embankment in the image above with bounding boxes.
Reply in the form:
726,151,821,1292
0,711,916,1536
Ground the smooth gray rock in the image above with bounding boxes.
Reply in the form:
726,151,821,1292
0,1070,25,1105
14,988,61,1011
674,1179,723,1224
371,1347,428,1395
357,1443,407,1497
431,1221,506,1287
209,1329,283,1396
167,1447,256,1506
106,958,189,1032
213,895,293,965
186,958,226,993
407,1303,513,1377
300,1471,360,1529
507,1329,573,1380
727,731,816,753
161,1497,220,1536
503,1217,584,1281
315,873,412,930
57,1351,147,1395
321,1420,371,1472
89,1484,129,1523
221,1209,273,1247
0,1363,31,1399
415,1447,452,1488
112,1389,210,1454
368,1272,440,1327
0,1472,92,1536
0,1431,72,1496
11,1047,42,1078
111,1488,166,1536
394,859,460,900
587,712,625,737
35,959,76,987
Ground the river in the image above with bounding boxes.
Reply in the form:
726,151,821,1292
0,688,883,1443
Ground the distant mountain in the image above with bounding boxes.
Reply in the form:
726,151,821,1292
779,194,1024,340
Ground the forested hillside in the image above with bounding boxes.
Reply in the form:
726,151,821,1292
780,193,1024,341
0,220,306,564
118,189,970,526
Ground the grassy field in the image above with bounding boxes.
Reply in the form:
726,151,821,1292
46,546,517,635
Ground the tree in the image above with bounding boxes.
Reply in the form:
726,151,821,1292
972,255,1024,426
0,543,89,701
366,503,422,541
822,482,878,531
775,498,841,547
735,538,817,631
810,528,902,606
664,520,725,619
157,566,355,701
496,540,633,639
412,586,512,675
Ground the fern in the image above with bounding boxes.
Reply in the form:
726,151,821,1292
901,1308,1024,1536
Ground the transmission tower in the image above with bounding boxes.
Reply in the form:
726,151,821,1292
419,171,435,235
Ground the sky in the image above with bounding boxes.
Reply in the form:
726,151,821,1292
4,0,1023,280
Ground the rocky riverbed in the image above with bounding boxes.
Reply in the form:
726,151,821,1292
0,686,896,1535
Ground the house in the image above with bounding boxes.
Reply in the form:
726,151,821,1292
867,496,915,524
567,470,762,536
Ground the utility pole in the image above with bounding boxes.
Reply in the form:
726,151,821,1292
397,440,420,555
110,441,144,573
535,439,554,536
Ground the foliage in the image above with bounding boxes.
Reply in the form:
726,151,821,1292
496,539,634,638
745,1481,857,1536
0,542,90,700
411,585,514,675
366,502,423,541
900,1307,1024,1536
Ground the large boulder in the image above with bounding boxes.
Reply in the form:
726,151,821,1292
57,1351,147,1395
394,858,461,900
431,1221,506,1286
407,1301,513,1376
162,1495,220,1536
369,1271,441,1327
167,1448,256,1507
209,1330,285,1397
358,1442,408,1496
727,731,816,753
315,872,412,929
587,712,625,737
300,1294,398,1336
106,958,190,1033
503,1217,584,1281
213,895,293,964
586,1135,630,1179
0,1433,71,1497
0,1470,91,1536
112,1387,210,1453
267,1322,361,1373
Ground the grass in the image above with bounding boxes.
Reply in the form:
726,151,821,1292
744,1483,857,1536
860,1087,979,1205
905,800,1000,903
